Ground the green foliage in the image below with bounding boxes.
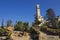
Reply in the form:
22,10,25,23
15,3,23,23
1,19,4,28
23,22,29,32
0,29,5,36
47,28,60,34
46,8,57,28
41,22,47,27
7,20,12,27
1,26,4,29
0,29,4,33
14,21,24,31
6,33,13,40
14,21,29,32
57,21,60,28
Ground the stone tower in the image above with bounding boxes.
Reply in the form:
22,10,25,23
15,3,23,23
33,4,45,27
36,4,44,22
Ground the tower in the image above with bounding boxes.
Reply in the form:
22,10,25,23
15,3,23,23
36,4,41,18
36,4,44,22
33,4,45,27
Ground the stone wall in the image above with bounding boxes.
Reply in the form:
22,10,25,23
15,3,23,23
0,31,59,40
39,31,60,40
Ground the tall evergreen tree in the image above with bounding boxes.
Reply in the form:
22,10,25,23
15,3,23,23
14,21,24,31
1,19,4,28
46,8,57,28
7,20,12,27
23,22,29,31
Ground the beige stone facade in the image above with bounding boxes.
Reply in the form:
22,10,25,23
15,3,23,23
36,4,44,22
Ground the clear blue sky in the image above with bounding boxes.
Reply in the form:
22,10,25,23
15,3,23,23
0,0,60,25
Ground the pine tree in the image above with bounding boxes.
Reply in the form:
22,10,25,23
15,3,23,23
46,8,57,28
1,19,4,28
7,20,12,27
